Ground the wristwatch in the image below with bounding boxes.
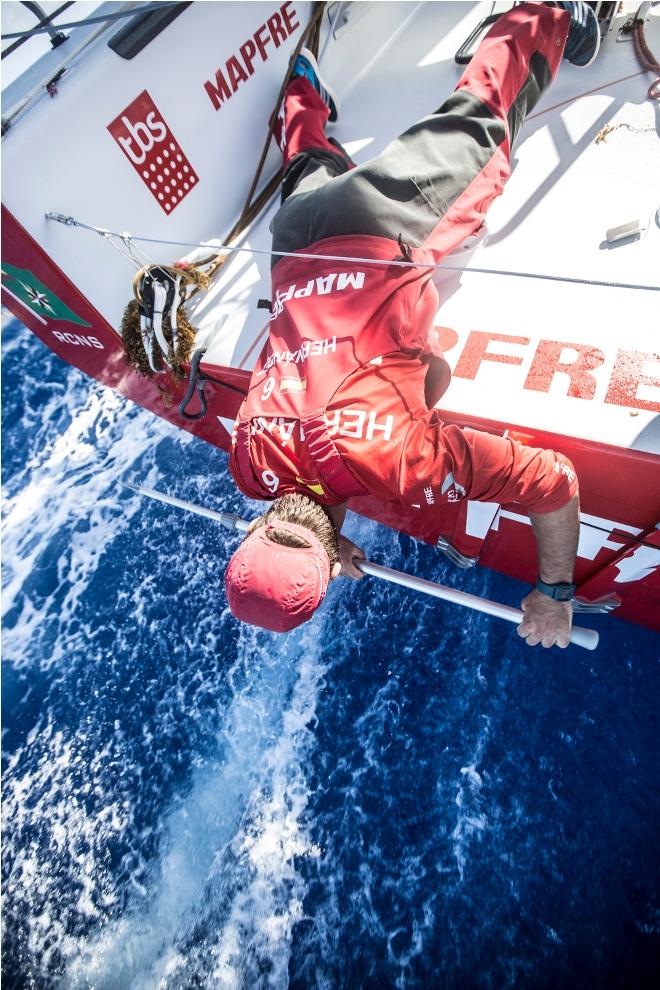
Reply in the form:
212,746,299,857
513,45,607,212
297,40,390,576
535,578,576,602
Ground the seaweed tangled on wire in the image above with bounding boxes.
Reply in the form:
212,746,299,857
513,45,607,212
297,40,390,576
120,262,213,382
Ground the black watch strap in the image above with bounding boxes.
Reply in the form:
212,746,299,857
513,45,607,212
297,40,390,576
535,578,576,602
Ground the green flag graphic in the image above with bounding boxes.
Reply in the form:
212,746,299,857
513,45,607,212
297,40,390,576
1,262,91,327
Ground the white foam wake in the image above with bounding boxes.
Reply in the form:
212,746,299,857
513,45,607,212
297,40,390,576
61,617,329,990
1,366,184,667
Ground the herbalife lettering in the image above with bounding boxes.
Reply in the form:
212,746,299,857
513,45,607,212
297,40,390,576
251,408,395,445
263,335,337,373
108,91,198,214
270,271,366,319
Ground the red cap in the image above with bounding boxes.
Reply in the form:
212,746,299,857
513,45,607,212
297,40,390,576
225,521,331,632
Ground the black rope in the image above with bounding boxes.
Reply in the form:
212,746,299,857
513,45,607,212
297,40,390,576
179,349,209,421
200,371,249,396
1,2,183,40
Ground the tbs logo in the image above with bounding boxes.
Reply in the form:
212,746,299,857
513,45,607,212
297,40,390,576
108,91,198,214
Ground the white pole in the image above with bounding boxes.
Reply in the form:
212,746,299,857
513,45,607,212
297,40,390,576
358,561,599,651
123,484,599,651
122,482,250,533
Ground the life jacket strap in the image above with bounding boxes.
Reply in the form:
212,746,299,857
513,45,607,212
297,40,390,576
302,414,368,500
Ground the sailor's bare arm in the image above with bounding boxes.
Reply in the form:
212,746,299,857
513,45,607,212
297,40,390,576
518,495,580,648
398,423,579,648
328,503,366,580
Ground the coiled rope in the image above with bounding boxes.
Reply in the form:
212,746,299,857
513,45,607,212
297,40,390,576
626,4,660,100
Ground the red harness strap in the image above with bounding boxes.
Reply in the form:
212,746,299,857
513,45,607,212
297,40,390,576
299,412,369,499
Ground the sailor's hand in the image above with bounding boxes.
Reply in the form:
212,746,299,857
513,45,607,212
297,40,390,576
338,535,366,580
517,589,572,648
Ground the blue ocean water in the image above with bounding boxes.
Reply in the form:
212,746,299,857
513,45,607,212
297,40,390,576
1,316,659,990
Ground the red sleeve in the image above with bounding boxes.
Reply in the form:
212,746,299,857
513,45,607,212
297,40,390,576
398,413,578,513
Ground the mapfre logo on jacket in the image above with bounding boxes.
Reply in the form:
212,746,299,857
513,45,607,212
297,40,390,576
108,91,199,214
270,271,366,319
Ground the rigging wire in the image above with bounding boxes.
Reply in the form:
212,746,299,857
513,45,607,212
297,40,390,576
120,230,161,272
1,1,74,59
45,212,660,293
99,231,142,271
0,2,184,40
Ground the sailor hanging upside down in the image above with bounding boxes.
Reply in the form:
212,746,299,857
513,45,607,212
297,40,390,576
225,2,603,647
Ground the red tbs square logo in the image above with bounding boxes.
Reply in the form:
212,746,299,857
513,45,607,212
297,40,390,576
108,90,198,214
